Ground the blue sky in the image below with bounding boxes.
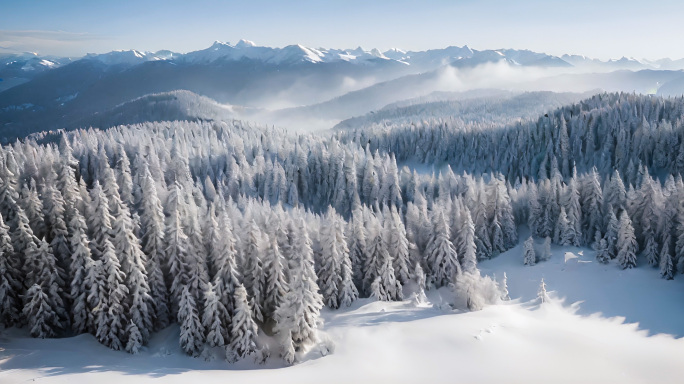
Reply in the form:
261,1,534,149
1,0,682,60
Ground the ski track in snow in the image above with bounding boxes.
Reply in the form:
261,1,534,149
2,236,684,383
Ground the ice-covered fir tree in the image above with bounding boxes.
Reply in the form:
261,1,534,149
178,285,205,357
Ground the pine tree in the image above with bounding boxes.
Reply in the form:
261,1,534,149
68,208,94,334
595,233,610,264
228,285,259,362
659,241,674,280
211,205,241,320
384,206,411,285
242,219,264,323
562,171,582,246
88,181,114,261
274,218,324,356
555,207,573,246
411,262,428,304
473,191,492,260
318,207,357,309
644,235,659,267
0,214,19,327
139,163,170,330
202,282,228,348
23,284,60,338
20,179,46,239
425,211,461,287
107,166,153,343
125,320,143,354
523,236,536,266
541,236,552,261
538,278,550,303
165,189,191,316
24,237,67,331
456,205,478,274
363,214,383,295
617,211,637,269
582,168,604,244
84,258,105,335
262,236,288,322
500,272,510,301
604,169,627,212
178,285,205,357
43,181,71,286
96,238,128,350
605,207,619,259
347,208,368,290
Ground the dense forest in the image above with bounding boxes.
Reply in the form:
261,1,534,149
0,92,682,365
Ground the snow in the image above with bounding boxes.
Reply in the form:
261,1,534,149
2,236,683,383
85,50,176,65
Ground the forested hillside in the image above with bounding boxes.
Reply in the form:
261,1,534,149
1,92,683,366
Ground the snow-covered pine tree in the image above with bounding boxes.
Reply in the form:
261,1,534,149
562,169,582,246
24,237,68,330
318,207,357,308
523,236,536,266
96,238,128,350
425,211,461,288
242,220,265,323
538,278,550,303
373,241,403,301
0,214,19,327
165,182,192,316
347,208,368,290
500,272,510,301
19,179,46,240
273,218,324,359
211,204,241,320
595,232,610,264
617,211,637,269
384,205,411,285
228,284,259,362
644,235,659,267
202,282,228,348
541,236,552,261
105,166,153,343
83,257,105,335
262,236,288,323
23,284,59,338
456,204,478,273
605,206,619,259
183,194,210,303
659,241,674,280
178,285,205,357
411,262,428,304
555,207,573,246
604,169,627,212
68,207,94,334
114,145,134,207
87,181,114,261
139,162,170,331
492,176,517,249
125,320,143,354
582,168,604,244
42,180,71,289
473,191,493,260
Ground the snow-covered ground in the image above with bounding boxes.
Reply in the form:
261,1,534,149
2,240,684,384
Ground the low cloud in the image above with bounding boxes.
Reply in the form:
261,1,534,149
0,30,109,57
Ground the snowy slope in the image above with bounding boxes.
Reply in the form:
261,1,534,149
3,235,683,384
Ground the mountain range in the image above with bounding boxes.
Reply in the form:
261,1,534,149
2,40,684,141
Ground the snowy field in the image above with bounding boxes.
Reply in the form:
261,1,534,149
3,237,683,384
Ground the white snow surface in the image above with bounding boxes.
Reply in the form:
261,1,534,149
2,238,683,383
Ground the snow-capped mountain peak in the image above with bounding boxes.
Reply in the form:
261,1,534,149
236,39,256,48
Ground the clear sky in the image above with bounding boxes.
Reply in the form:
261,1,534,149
1,0,682,60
